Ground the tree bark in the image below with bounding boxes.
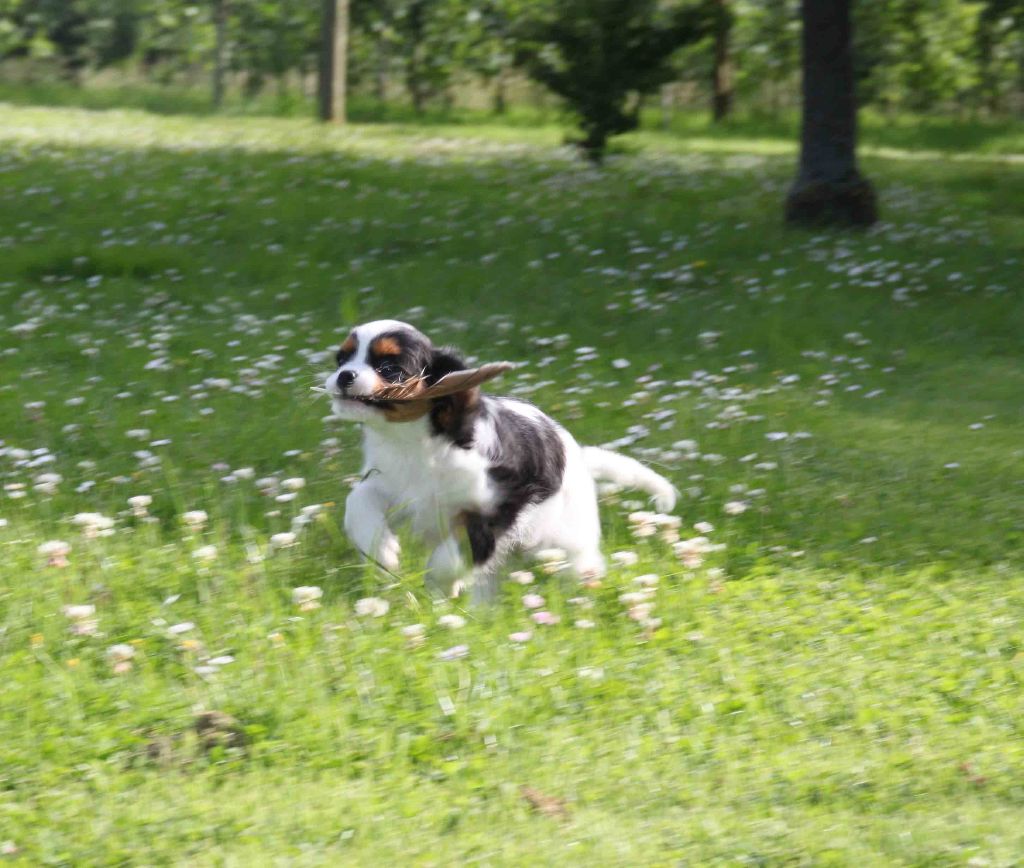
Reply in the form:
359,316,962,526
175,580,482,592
212,0,228,108
711,0,733,122
318,0,349,123
785,0,877,227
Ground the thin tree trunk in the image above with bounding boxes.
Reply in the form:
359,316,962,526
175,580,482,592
493,69,508,114
711,0,733,122
660,83,673,130
375,36,388,104
785,0,876,227
212,0,228,108
318,0,349,123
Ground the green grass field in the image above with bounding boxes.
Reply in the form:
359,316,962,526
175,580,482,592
0,100,1022,865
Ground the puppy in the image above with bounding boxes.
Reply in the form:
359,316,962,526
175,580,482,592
324,319,677,602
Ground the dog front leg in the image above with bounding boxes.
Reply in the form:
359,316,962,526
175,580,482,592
345,482,400,572
426,536,465,599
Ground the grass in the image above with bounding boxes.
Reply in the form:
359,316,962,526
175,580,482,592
0,99,1022,865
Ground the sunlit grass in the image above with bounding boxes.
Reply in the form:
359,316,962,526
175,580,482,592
0,100,1022,864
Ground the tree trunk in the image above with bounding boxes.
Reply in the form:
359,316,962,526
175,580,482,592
660,83,673,130
318,0,349,123
374,36,388,104
212,0,228,108
711,0,733,122
493,69,508,115
785,0,876,227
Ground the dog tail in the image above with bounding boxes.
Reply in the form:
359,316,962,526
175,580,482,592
582,447,677,513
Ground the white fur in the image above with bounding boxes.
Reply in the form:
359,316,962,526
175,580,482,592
581,447,678,513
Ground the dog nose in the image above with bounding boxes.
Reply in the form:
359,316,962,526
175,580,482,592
337,370,356,391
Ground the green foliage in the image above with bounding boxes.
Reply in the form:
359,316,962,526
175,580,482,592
517,0,708,160
0,0,1022,118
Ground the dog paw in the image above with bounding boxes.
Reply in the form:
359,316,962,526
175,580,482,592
376,535,401,572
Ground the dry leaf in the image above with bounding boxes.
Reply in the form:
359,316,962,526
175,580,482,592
519,785,570,821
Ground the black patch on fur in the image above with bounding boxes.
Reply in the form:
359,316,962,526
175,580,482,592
464,513,497,564
463,399,566,565
427,346,480,447
367,329,434,384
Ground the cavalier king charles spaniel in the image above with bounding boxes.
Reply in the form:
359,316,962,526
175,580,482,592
324,319,677,603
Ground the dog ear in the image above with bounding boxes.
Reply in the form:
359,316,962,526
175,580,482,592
425,347,467,385
430,387,480,446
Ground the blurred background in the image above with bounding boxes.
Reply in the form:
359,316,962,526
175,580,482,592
1,0,1021,130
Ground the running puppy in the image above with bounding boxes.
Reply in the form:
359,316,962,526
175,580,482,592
324,319,677,602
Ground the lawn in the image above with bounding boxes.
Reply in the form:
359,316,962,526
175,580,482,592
0,101,1022,865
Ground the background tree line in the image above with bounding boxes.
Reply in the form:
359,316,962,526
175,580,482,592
2,0,1021,120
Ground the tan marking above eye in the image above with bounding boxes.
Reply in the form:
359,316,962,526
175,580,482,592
371,336,402,357
340,334,356,354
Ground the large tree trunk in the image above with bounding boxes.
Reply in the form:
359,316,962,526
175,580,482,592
318,0,349,123
212,0,228,108
711,0,733,122
785,0,877,227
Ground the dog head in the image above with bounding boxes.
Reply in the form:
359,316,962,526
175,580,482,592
324,320,497,432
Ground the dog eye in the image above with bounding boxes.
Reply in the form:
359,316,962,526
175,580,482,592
377,361,402,380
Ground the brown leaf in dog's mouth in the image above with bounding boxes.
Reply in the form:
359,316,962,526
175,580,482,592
375,362,515,402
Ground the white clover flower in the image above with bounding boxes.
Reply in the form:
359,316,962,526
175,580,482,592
33,472,62,495
633,574,659,587
181,510,208,529
192,544,218,561
233,467,255,480
693,521,715,534
355,597,389,617
281,477,305,491
168,622,195,635
107,643,135,661
38,539,71,567
71,512,115,538
628,602,655,622
438,614,466,630
673,536,711,568
63,604,99,636
534,548,566,564
724,500,749,516
270,532,298,549
127,495,152,517
401,623,426,647
610,550,639,567
509,570,535,585
522,593,545,609
106,643,135,673
509,631,532,643
534,548,568,574
292,586,323,611
256,476,279,494
438,644,469,661
62,604,96,621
